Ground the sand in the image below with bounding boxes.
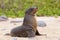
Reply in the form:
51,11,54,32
0,17,60,40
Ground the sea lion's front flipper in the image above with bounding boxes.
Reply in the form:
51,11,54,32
36,30,40,35
36,30,46,36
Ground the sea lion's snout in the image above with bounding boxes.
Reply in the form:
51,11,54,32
33,7,38,14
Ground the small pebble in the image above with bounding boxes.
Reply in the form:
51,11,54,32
11,37,17,40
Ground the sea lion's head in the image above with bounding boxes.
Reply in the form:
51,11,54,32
25,7,38,16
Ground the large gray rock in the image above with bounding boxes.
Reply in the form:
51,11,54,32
0,15,8,21
37,21,46,27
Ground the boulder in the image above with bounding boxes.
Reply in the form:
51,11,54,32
37,21,46,27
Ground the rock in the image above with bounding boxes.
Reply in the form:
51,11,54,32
37,21,46,27
0,15,8,21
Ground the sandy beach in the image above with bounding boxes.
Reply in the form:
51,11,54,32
0,17,60,40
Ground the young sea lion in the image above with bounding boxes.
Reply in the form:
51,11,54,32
11,7,40,37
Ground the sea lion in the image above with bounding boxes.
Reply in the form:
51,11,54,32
11,7,40,37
